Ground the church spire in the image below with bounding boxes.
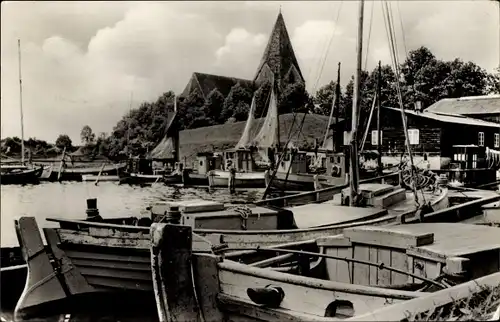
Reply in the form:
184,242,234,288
253,11,304,92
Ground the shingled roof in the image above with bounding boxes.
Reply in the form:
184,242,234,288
180,72,253,99
254,12,305,87
425,95,500,115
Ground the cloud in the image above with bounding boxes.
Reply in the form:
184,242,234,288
1,1,498,143
215,28,267,78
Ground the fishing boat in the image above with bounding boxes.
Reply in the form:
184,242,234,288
0,165,44,185
81,174,120,182
149,222,500,321
182,152,222,186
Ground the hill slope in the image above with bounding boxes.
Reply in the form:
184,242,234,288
179,113,341,166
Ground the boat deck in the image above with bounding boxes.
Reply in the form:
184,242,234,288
287,204,387,228
353,223,500,257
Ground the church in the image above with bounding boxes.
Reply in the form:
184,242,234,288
179,11,305,101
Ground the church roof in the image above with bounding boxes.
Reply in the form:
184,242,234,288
180,72,253,99
254,12,304,85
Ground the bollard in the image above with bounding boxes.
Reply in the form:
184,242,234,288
86,198,102,222
165,205,181,224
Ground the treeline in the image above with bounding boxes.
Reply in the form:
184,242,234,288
104,46,499,158
4,46,497,160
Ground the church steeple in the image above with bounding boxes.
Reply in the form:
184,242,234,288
254,11,305,92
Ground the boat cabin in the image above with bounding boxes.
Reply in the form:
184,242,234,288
325,152,346,178
452,145,485,169
277,150,308,174
195,152,222,175
223,148,256,172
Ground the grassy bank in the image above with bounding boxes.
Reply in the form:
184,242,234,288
179,113,338,167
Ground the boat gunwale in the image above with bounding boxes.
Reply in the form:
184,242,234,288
218,259,426,300
45,187,448,236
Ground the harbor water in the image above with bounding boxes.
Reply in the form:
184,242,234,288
0,182,264,247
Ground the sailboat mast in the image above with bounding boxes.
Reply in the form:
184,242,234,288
334,62,341,152
377,60,382,176
18,39,25,164
349,0,365,207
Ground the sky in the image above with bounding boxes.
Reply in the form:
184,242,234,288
1,1,499,144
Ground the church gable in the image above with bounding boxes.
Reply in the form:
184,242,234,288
254,12,305,92
180,72,253,99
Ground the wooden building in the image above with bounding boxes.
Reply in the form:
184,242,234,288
425,95,500,124
366,106,500,172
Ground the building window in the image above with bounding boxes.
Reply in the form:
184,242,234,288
371,130,383,146
408,129,419,145
478,132,485,147
495,133,499,148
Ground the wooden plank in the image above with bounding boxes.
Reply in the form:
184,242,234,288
217,294,331,321
369,247,378,286
347,272,500,321
65,249,150,263
71,258,150,272
343,227,434,249
323,247,338,281
85,276,153,292
192,254,225,322
59,231,150,249
78,266,152,281
150,223,202,322
353,246,370,286
43,228,94,296
337,247,353,284
14,217,67,319
377,248,391,286
390,251,408,285
317,236,351,247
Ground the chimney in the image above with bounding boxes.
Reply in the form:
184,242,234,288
414,101,422,113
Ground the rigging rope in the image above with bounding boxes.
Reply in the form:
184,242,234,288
311,1,344,94
363,0,375,70
381,0,421,207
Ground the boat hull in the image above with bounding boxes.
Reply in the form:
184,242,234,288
182,172,209,186
0,166,43,185
208,170,266,188
270,172,346,191
81,175,120,182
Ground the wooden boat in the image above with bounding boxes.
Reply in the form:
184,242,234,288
182,152,223,187
148,222,500,321
0,165,43,185
55,163,126,182
81,174,120,182
208,169,266,188
119,171,182,185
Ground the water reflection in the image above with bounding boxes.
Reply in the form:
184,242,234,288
0,182,263,247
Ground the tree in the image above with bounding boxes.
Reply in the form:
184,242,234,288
487,67,500,94
279,82,309,114
177,88,205,130
203,89,225,123
314,81,338,115
55,134,72,149
80,125,95,145
221,82,252,122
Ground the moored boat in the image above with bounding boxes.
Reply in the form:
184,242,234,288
0,165,44,185
149,222,500,321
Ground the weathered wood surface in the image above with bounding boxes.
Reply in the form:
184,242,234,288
192,254,225,322
43,228,94,296
150,223,202,322
218,260,423,318
14,217,67,320
346,271,500,321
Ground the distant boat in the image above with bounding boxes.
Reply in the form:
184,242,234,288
0,165,43,185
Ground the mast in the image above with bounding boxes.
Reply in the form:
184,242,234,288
349,0,365,207
334,62,341,153
377,60,382,176
18,39,25,164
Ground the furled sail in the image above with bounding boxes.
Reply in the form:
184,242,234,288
235,94,257,149
251,88,279,162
